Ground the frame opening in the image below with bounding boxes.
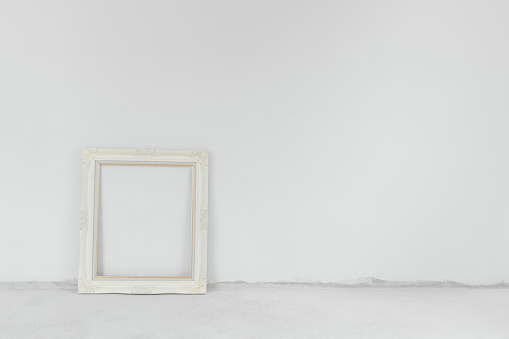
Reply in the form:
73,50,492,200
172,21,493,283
95,163,194,279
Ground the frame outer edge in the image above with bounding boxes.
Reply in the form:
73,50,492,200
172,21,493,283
78,148,209,294
197,151,208,294
78,149,94,293
79,148,101,293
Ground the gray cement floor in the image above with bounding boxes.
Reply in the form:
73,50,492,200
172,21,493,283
1,283,508,338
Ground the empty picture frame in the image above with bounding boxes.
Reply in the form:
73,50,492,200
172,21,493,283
79,148,208,294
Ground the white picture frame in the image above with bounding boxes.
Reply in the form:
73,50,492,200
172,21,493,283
78,148,208,294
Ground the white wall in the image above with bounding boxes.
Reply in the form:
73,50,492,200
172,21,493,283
1,0,508,284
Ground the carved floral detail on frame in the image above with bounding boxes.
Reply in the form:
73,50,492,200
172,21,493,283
135,149,156,156
191,150,207,161
190,277,206,294
82,148,100,161
78,277,95,293
200,209,208,231
80,210,88,230
81,148,101,171
130,287,153,294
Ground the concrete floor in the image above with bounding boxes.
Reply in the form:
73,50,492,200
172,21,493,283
1,283,508,338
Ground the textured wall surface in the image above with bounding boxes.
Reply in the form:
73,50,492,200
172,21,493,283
0,0,508,283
